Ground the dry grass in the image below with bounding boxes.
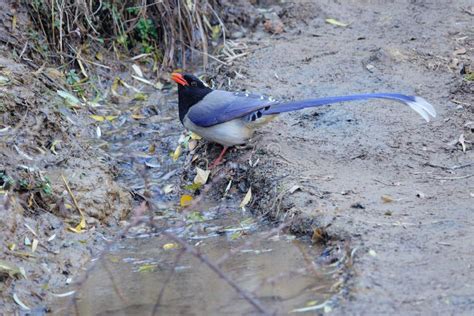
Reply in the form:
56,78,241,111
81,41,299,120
24,0,225,69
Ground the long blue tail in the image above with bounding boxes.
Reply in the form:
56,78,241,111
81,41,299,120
265,93,436,122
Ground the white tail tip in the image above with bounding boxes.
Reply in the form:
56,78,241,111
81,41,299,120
407,97,437,122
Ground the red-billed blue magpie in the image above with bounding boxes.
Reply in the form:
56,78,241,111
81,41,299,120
171,73,436,167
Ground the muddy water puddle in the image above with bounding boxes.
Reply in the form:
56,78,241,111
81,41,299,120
74,224,337,315
70,87,340,314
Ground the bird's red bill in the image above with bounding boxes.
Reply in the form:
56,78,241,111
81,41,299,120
171,73,188,86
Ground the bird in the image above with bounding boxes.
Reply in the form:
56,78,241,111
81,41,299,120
171,73,436,167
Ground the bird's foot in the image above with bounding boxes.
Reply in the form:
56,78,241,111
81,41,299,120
209,146,229,169
209,157,223,169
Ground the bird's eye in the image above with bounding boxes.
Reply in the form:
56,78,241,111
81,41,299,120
190,81,197,87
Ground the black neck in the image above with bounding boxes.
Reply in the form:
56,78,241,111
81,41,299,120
178,85,213,122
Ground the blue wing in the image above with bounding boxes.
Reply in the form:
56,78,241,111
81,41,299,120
187,90,278,127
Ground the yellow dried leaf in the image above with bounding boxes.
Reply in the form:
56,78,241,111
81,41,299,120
68,226,83,233
194,167,210,185
138,263,156,272
190,132,202,140
172,145,182,161
180,194,193,207
89,115,117,122
50,139,61,155
148,144,156,154
77,59,88,78
211,25,221,40
111,77,120,96
11,15,17,31
325,18,348,27
240,188,252,208
131,114,146,119
95,52,104,61
78,216,86,229
163,243,178,250
8,243,16,251
89,115,105,122
68,217,86,233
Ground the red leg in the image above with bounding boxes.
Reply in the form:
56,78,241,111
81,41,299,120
209,146,228,169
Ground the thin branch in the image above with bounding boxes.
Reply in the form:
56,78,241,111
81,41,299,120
159,229,271,315
151,249,186,316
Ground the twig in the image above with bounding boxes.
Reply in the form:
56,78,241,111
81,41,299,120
61,174,85,218
451,99,471,107
151,249,186,316
429,174,473,180
159,229,271,315
101,259,129,304
425,162,474,171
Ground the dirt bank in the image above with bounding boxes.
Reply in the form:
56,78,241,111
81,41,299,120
0,3,132,313
211,1,473,314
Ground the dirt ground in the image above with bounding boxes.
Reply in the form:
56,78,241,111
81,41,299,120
0,0,473,314
215,0,473,314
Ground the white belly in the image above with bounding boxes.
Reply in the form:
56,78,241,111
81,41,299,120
183,116,252,147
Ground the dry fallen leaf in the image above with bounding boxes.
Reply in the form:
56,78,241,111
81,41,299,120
68,216,86,233
163,243,178,250
163,184,174,194
289,185,301,194
57,90,82,107
89,115,118,122
172,145,182,161
111,77,120,96
194,167,210,185
31,239,39,253
240,188,252,208
131,114,146,119
453,47,467,55
180,194,193,207
325,18,348,27
132,64,144,77
381,194,394,203
190,132,202,140
137,264,157,272
188,139,198,151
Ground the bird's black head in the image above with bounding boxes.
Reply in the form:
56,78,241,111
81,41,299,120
171,73,213,122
